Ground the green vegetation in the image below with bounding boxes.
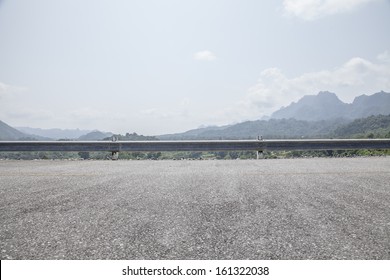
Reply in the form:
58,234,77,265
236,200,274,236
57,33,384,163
103,132,158,141
0,151,81,160
2,148,389,160
332,115,390,138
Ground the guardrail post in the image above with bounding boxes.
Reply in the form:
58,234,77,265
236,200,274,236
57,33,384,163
257,135,264,159
111,151,119,160
110,136,119,160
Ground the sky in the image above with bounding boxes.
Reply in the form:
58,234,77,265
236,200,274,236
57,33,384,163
0,0,390,135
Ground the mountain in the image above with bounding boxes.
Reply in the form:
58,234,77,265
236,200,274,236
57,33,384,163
271,91,390,121
0,120,30,140
5,91,390,141
272,91,348,121
157,114,390,140
348,91,390,119
0,121,51,140
157,90,390,140
158,125,231,140
16,127,92,140
78,131,113,140
157,118,350,140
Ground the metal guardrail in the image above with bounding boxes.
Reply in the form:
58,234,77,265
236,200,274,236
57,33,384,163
0,139,389,153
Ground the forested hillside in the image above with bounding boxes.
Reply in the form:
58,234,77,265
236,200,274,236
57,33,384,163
333,115,390,138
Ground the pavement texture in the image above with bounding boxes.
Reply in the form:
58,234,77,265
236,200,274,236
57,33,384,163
0,158,389,260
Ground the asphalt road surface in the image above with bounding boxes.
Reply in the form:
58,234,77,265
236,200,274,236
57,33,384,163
1,158,389,260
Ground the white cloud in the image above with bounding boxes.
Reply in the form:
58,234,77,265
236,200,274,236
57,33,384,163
283,0,381,20
193,50,216,61
211,54,390,124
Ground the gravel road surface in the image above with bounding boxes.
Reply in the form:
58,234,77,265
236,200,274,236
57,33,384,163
1,158,389,259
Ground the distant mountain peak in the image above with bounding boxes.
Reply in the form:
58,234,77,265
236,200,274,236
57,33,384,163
317,91,340,99
271,91,346,121
318,90,335,95
295,91,342,105
301,91,339,100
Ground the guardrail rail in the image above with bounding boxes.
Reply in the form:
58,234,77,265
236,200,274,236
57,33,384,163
1,139,389,159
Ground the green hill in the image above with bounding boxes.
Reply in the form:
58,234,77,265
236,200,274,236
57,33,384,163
333,114,390,138
78,131,113,140
0,120,30,140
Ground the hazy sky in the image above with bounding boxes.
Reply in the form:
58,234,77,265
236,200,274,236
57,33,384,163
1,0,390,135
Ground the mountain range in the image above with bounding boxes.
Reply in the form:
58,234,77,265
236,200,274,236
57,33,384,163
16,127,92,140
1,91,390,140
159,91,390,139
0,123,112,141
271,91,390,121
